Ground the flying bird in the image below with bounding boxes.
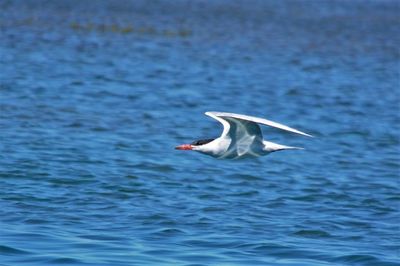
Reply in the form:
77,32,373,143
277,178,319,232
175,112,313,159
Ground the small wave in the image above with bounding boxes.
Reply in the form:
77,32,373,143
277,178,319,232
227,173,263,181
293,229,332,238
334,254,390,265
24,218,49,225
201,206,226,212
154,228,186,236
0,245,31,254
228,190,259,197
47,257,83,264
78,234,127,241
133,162,176,173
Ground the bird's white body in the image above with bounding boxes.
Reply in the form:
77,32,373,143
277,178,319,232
176,112,313,159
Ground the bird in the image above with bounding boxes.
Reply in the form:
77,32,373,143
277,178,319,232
175,111,313,159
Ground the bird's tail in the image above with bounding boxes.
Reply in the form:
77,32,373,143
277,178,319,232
262,140,304,152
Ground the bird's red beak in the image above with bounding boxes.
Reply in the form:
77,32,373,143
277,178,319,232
175,144,193,150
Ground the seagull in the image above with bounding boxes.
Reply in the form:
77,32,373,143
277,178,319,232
175,112,313,159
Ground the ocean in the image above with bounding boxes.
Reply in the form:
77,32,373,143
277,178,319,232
0,1,399,265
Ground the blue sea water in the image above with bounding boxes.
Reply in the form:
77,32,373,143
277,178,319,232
0,0,399,265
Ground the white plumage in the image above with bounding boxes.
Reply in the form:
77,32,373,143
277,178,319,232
176,112,313,159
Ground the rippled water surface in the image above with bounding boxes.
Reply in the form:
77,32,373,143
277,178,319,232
1,1,399,265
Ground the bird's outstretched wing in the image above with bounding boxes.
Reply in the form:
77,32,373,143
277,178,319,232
205,112,264,157
205,112,261,139
205,111,313,138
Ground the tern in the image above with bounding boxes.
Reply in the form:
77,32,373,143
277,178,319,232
175,112,313,159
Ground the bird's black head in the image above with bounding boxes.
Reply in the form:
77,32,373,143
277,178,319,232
190,138,215,146
175,138,215,151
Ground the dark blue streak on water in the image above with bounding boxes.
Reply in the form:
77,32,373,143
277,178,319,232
1,0,399,265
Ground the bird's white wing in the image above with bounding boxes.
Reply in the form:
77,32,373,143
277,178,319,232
206,111,313,138
205,112,262,139
205,112,231,138
205,112,264,157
